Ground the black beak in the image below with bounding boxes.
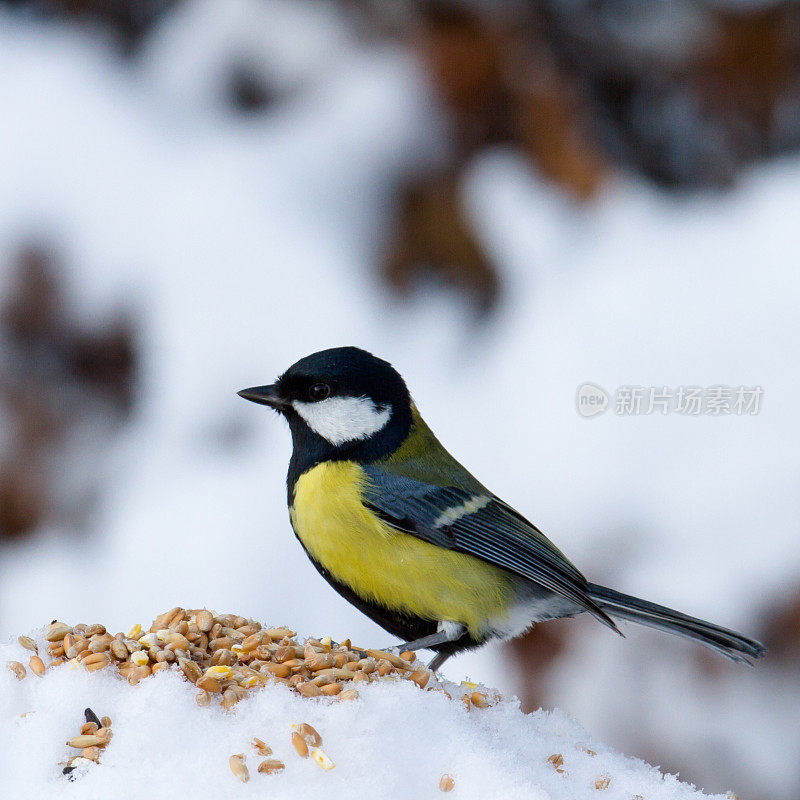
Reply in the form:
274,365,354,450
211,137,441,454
237,384,289,410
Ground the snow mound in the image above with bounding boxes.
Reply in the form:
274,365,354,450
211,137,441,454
1,623,738,800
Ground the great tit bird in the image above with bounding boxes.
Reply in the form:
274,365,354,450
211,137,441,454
239,346,765,671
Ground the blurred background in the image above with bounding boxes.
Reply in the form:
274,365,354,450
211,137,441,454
1,0,799,796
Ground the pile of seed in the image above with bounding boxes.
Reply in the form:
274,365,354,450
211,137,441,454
61,708,113,775
8,607,495,712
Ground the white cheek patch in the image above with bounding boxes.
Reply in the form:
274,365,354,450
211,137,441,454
292,396,392,446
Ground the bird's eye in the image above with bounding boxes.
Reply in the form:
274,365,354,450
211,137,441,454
308,383,330,402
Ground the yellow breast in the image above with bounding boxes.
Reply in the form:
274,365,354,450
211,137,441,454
289,460,515,635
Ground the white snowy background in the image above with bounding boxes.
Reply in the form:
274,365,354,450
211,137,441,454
1,2,798,798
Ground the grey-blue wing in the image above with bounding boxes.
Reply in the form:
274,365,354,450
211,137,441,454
361,464,619,631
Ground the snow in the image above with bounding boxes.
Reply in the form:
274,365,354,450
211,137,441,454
0,626,737,800
0,2,798,797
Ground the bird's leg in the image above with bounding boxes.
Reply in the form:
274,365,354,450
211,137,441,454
394,631,456,651
392,622,465,671
427,651,451,672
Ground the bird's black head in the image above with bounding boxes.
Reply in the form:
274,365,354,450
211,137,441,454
238,347,413,477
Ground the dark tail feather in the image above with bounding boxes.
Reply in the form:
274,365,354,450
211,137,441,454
587,583,766,664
